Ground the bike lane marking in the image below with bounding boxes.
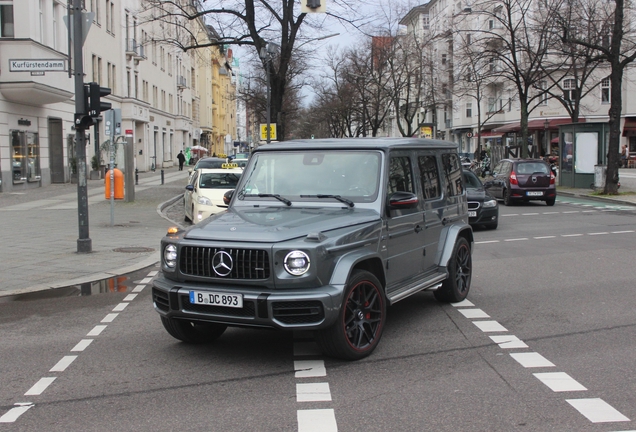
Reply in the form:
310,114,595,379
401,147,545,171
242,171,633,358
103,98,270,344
450,300,631,424
0,270,154,424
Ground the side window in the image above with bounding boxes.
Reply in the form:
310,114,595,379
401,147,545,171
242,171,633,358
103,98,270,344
492,162,504,174
388,156,414,195
442,153,463,197
417,155,441,200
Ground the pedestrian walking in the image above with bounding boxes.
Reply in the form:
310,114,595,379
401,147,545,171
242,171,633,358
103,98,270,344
621,144,628,168
177,150,186,170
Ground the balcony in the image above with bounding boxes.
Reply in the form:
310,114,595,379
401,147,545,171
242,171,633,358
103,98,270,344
126,39,146,61
177,75,187,89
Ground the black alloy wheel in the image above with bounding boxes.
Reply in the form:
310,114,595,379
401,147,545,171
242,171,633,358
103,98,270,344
316,270,386,360
434,237,472,303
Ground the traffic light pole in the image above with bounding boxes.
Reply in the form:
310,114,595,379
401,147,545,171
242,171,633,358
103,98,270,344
73,0,91,253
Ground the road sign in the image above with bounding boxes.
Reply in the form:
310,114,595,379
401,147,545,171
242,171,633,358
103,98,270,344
260,124,277,141
9,59,67,72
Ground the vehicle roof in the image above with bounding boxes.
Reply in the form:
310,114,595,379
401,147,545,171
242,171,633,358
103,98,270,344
197,168,243,174
254,138,457,152
501,158,549,163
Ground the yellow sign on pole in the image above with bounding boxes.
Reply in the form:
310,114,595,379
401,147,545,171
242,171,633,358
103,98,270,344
260,124,277,141
420,126,433,138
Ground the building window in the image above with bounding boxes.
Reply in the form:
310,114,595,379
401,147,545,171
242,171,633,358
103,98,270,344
563,78,575,101
466,102,472,118
466,33,471,45
601,77,610,104
487,97,496,113
422,15,429,29
0,4,13,37
441,54,447,65
539,80,548,105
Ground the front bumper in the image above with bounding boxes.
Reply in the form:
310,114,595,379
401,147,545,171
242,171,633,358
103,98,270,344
152,273,345,330
468,206,498,225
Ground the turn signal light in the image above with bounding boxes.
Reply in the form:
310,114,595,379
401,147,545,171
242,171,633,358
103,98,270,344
550,172,555,184
167,226,179,235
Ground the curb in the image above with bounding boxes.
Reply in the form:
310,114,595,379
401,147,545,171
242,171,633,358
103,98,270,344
557,190,636,207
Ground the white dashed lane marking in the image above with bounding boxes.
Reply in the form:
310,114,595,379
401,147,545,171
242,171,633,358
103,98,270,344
24,378,56,396
296,383,332,402
49,356,77,372
294,360,327,378
534,372,587,392
453,300,631,424
475,230,636,244
509,352,556,368
566,399,630,423
0,270,155,424
297,409,338,432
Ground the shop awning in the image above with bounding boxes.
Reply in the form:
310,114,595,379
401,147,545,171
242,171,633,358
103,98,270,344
493,118,584,133
478,131,504,137
623,117,636,136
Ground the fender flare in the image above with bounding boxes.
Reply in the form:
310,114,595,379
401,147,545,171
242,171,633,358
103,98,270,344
438,223,474,271
328,249,385,288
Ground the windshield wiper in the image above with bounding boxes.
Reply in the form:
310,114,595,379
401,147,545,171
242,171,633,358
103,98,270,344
244,193,292,206
300,194,354,207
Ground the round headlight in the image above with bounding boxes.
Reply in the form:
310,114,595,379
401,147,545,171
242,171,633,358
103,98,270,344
164,244,177,268
283,251,310,276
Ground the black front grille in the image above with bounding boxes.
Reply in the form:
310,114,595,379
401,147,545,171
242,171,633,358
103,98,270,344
180,246,270,279
182,294,256,318
467,201,481,210
153,288,170,312
272,301,324,324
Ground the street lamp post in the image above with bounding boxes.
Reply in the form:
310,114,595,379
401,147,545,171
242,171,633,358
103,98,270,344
260,43,278,144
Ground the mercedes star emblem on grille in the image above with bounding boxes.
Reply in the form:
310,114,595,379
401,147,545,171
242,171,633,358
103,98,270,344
212,251,233,277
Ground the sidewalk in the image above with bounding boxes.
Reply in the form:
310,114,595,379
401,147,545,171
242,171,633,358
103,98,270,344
0,166,634,299
0,167,189,298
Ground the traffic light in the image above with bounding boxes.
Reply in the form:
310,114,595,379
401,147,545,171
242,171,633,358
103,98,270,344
85,82,111,117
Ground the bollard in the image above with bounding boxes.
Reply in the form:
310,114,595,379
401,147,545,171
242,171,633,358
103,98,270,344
161,169,164,185
135,168,138,185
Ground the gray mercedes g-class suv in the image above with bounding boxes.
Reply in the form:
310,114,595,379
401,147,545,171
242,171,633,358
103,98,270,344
153,138,473,360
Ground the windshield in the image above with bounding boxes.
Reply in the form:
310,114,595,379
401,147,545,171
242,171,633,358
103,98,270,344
516,162,549,175
199,172,241,189
237,150,381,203
462,171,483,189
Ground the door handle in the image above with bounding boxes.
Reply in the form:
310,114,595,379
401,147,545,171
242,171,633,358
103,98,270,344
414,225,422,233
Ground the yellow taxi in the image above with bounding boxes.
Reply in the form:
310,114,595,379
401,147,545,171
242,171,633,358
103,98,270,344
184,164,242,223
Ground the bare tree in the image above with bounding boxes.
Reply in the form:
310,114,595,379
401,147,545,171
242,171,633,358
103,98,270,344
559,0,636,194
473,0,562,157
139,0,371,141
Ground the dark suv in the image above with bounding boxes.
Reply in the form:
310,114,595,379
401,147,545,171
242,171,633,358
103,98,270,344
484,158,556,206
153,139,474,360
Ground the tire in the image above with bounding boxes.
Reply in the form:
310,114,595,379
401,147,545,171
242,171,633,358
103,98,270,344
545,198,556,206
315,270,386,361
503,188,512,206
161,317,227,343
434,237,472,303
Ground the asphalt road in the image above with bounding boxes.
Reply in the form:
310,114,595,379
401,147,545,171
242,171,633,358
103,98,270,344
1,197,635,431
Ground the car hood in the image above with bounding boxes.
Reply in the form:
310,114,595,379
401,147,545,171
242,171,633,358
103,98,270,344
185,206,381,242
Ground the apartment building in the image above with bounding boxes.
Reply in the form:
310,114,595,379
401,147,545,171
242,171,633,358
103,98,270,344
0,0,237,193
399,1,636,160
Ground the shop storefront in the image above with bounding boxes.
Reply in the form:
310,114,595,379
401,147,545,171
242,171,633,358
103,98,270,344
8,116,41,189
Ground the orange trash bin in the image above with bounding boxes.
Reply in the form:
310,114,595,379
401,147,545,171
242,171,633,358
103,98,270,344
105,168,124,199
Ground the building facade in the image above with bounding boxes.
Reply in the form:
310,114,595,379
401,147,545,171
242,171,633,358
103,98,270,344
0,0,238,193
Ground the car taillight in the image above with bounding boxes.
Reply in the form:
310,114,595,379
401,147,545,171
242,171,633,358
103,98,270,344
550,172,555,184
510,171,518,185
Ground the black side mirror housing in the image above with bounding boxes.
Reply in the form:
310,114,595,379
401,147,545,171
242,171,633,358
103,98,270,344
388,191,419,210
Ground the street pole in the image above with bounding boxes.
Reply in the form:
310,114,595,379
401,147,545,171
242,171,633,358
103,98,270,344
73,0,91,253
266,54,271,144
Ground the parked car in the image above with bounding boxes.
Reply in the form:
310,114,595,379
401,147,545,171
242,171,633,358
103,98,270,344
184,167,242,223
463,170,499,229
187,157,227,177
483,158,556,206
153,138,474,360
233,158,249,168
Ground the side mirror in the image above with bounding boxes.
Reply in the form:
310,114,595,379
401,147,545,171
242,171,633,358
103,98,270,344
188,168,193,174
223,189,234,205
185,184,194,191
388,191,419,210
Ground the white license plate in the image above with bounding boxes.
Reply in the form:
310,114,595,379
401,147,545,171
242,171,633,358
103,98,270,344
468,211,477,217
189,290,243,308
527,191,543,196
